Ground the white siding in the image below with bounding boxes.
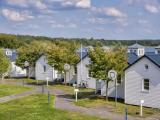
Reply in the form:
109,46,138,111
9,62,26,78
29,67,35,78
125,57,160,108
77,56,97,89
65,66,77,84
35,56,59,81
101,80,124,99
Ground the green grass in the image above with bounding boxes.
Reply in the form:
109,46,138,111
75,97,159,117
0,84,33,97
0,94,108,120
5,78,45,85
48,84,95,99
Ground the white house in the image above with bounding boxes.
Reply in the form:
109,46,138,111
4,49,26,78
100,43,156,99
35,55,60,81
65,66,77,84
125,54,160,108
77,54,101,89
128,43,145,57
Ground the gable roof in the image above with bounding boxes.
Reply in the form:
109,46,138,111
155,45,160,49
76,47,89,64
127,53,138,65
128,43,144,49
125,54,160,71
4,49,17,62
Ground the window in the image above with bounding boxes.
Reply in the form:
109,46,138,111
117,75,121,84
145,64,149,70
143,79,150,91
88,70,92,78
43,65,46,72
74,66,77,75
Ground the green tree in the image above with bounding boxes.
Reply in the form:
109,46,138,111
0,49,10,81
47,42,79,72
16,41,50,67
89,45,127,100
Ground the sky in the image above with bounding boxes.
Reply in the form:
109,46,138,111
0,0,160,40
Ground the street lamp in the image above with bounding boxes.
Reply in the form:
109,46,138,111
108,70,117,107
24,61,29,78
64,63,71,85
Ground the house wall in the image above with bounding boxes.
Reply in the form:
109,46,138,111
35,56,58,81
101,79,124,99
65,66,77,84
29,67,35,78
9,62,26,78
125,57,160,108
77,56,97,89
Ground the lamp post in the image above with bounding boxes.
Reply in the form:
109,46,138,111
46,77,49,86
24,61,29,79
140,100,144,117
74,88,79,102
108,70,117,107
64,63,71,85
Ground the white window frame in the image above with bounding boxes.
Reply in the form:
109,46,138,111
142,79,150,92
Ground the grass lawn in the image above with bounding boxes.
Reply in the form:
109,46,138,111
0,94,108,120
0,84,33,97
74,97,159,117
48,84,95,99
5,78,45,85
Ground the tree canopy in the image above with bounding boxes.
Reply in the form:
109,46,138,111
0,49,10,79
89,45,128,81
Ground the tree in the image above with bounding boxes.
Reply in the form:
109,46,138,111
16,41,50,67
0,49,10,81
46,41,79,85
89,45,128,100
47,41,79,72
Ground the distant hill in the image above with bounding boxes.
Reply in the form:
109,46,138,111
0,33,160,49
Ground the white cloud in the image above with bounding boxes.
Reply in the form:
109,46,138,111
103,7,126,18
138,19,148,24
145,4,159,13
1,9,34,22
51,23,77,28
6,0,28,7
92,7,126,18
76,0,91,8
33,1,47,9
49,0,91,9
87,18,109,24
6,0,47,10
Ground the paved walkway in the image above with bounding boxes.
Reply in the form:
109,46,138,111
1,81,160,120
0,90,36,103
52,89,144,120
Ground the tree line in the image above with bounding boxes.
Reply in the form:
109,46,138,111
1,33,160,49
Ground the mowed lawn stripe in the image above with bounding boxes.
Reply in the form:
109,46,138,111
0,84,33,97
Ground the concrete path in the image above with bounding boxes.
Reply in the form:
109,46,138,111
52,89,143,120
1,81,160,120
0,90,36,103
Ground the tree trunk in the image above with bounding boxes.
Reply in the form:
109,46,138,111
106,80,109,101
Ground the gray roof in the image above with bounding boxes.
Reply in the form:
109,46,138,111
146,54,160,66
125,54,160,70
145,47,156,54
77,47,88,59
155,45,160,49
128,43,144,49
4,49,17,62
127,53,138,65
